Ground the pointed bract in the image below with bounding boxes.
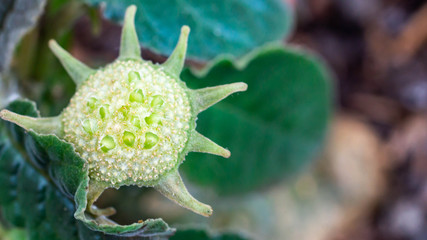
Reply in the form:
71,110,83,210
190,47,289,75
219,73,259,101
154,170,212,217
162,26,190,77
187,131,230,158
119,5,142,61
191,82,247,114
0,109,62,136
49,40,95,87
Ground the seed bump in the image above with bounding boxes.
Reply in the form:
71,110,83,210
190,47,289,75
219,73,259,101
128,71,141,83
145,113,162,125
129,89,144,103
131,116,141,128
82,119,95,135
144,132,159,149
123,131,136,147
87,97,98,109
151,95,164,107
99,104,110,119
101,135,116,152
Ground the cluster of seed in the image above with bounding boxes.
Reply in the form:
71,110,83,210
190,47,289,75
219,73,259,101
61,60,191,186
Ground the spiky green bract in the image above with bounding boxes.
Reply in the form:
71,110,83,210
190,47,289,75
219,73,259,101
0,109,62,136
49,40,95,87
163,26,190,77
0,4,247,232
119,5,141,61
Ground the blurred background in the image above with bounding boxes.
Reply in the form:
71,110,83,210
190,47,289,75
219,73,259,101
1,0,427,239
289,0,427,239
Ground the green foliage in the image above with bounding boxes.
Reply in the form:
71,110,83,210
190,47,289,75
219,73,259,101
84,0,293,60
180,45,332,194
1,108,80,240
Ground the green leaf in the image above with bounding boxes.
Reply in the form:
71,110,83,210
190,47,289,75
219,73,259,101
0,0,46,71
180,45,333,195
0,100,174,238
1,119,78,239
171,229,249,240
83,0,293,61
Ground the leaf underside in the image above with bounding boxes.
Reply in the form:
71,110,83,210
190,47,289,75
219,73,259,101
84,0,293,61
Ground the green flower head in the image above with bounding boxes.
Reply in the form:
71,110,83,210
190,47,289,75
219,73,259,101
0,5,246,217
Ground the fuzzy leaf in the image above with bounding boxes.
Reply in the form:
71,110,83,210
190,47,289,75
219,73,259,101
0,100,174,239
83,0,293,61
180,45,332,194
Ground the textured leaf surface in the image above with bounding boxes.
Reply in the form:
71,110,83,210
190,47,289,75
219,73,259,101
180,45,332,194
1,114,81,240
83,0,293,60
0,0,46,71
0,100,174,239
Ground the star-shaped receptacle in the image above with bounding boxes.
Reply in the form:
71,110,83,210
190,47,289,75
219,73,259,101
0,5,247,218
